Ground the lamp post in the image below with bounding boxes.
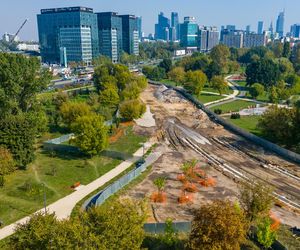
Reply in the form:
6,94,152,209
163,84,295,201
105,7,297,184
41,183,47,214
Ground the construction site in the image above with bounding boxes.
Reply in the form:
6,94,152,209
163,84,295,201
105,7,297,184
124,84,300,227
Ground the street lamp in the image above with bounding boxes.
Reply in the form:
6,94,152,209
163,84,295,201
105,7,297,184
41,183,47,214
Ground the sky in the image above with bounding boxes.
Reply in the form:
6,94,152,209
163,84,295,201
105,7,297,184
0,0,299,41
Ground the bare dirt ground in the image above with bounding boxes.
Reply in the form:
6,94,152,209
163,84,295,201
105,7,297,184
125,85,300,227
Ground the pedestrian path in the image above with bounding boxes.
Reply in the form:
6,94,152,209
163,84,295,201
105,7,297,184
0,142,157,241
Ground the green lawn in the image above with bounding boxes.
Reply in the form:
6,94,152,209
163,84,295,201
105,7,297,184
197,93,225,104
224,115,261,136
0,126,146,227
211,100,260,113
234,80,247,87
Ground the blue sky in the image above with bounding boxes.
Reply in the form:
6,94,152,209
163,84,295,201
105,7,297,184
0,0,298,41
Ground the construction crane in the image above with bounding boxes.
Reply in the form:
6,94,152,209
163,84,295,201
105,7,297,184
11,18,28,42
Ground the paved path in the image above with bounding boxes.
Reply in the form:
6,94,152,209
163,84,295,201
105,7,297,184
0,142,157,241
204,75,239,107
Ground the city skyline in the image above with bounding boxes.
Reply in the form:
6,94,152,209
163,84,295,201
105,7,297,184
0,0,298,41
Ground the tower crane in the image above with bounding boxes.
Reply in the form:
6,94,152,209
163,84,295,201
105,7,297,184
11,18,28,42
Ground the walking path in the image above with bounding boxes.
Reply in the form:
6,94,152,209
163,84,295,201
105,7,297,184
0,141,157,241
204,75,239,107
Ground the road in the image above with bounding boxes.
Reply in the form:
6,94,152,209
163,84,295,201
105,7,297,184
0,141,160,241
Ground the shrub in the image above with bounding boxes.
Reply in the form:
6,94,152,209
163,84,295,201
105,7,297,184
119,99,146,121
231,113,241,119
214,108,223,115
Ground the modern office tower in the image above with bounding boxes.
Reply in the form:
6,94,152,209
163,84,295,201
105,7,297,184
96,12,123,63
37,7,99,64
169,27,177,42
290,24,300,38
120,15,139,56
171,12,179,40
243,33,266,48
276,11,285,37
220,25,236,41
180,17,198,48
137,16,142,40
246,25,251,33
257,21,264,34
222,30,244,48
226,25,236,31
155,12,170,40
198,26,219,52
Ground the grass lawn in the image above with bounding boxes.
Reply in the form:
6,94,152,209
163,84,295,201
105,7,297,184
234,80,247,87
0,126,146,227
211,100,260,113
197,93,225,104
224,115,262,136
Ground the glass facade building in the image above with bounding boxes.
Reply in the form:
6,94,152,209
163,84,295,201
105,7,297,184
276,11,285,37
120,15,139,56
37,7,99,64
180,17,198,48
155,12,170,40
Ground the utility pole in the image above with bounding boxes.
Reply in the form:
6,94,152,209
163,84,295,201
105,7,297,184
42,183,47,214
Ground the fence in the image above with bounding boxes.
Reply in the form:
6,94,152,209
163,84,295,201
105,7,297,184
82,161,149,210
144,222,191,234
149,80,300,164
43,133,80,154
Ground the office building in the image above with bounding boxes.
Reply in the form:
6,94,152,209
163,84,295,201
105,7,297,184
243,33,266,48
37,7,99,64
169,27,177,42
171,12,179,40
290,24,300,38
246,25,251,33
198,26,219,52
120,15,139,56
180,17,198,48
137,16,142,40
276,11,285,37
155,12,170,40
257,21,264,35
96,12,123,63
222,30,244,48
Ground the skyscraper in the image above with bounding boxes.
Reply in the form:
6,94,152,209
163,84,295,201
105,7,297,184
37,7,99,64
290,24,300,38
96,12,123,63
199,26,219,52
137,16,142,40
257,21,264,35
155,12,170,40
171,12,179,40
276,11,285,37
180,17,198,48
120,15,139,56
246,25,251,33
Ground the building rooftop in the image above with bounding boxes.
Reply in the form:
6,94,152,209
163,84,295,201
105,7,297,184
41,7,93,14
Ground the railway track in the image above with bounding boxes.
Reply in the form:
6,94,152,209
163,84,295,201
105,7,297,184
165,119,300,211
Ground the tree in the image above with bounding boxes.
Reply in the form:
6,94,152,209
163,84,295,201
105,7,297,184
84,199,147,250
210,44,230,74
153,177,166,193
159,59,173,73
0,147,15,176
71,114,108,155
239,181,274,223
168,67,186,85
249,83,265,99
282,41,291,58
184,70,207,96
92,55,112,66
188,200,248,250
0,113,36,167
257,217,277,249
114,64,132,90
99,84,120,107
210,75,228,95
270,42,283,58
60,102,92,128
119,99,146,121
246,58,280,87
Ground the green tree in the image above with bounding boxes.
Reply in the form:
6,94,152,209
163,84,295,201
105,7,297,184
0,113,36,167
99,84,120,107
84,199,147,250
239,180,274,223
92,55,112,66
184,70,207,96
210,75,228,95
270,42,283,58
114,64,132,90
153,177,166,193
210,44,230,74
119,99,146,121
269,86,280,103
60,102,92,128
71,114,108,155
188,200,248,250
249,83,265,99
0,147,15,176
282,41,291,58
168,67,186,85
159,58,173,73
257,217,277,249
